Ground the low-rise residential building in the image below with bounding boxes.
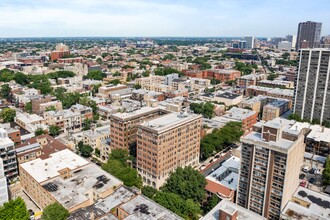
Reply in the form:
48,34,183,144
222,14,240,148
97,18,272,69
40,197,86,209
262,99,291,121
137,112,202,189
257,79,294,89
39,100,63,114
15,134,68,164
281,186,330,220
135,76,165,87
68,186,183,220
205,156,240,201
222,107,257,131
246,86,294,101
98,84,128,98
201,199,265,220
31,95,58,114
238,74,266,88
44,110,82,134
20,149,123,212
15,112,47,133
214,92,243,106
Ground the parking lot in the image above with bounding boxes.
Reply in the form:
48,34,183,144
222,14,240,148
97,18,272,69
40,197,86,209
299,162,324,192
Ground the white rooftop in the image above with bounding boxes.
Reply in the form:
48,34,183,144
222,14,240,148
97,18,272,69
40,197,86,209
307,125,330,142
206,156,240,190
112,107,161,120
140,112,201,133
282,186,330,220
20,149,89,183
224,107,256,121
201,199,265,220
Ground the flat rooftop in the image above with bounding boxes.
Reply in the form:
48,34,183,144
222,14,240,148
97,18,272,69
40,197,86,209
282,186,330,220
20,149,89,183
120,195,183,220
139,112,201,133
224,107,256,120
201,199,265,220
206,156,240,190
307,124,330,143
216,92,241,100
68,186,136,220
44,163,121,210
111,107,163,120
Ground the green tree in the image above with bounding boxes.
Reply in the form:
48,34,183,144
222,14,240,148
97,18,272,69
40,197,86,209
211,79,221,85
154,67,182,76
323,157,330,186
78,144,93,158
96,57,103,65
202,194,219,213
288,113,302,121
190,102,214,119
154,192,201,220
0,108,16,122
28,74,52,94
162,166,207,202
0,84,11,99
14,72,30,85
109,79,121,85
25,101,32,113
102,149,142,188
41,202,69,220
0,197,29,220
133,84,142,89
35,128,46,136
200,122,243,160
92,84,102,95
47,71,75,80
0,69,15,82
142,186,158,199
82,118,92,131
49,125,60,137
86,70,106,80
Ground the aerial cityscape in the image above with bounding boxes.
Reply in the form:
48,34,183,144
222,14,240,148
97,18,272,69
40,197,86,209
0,1,330,220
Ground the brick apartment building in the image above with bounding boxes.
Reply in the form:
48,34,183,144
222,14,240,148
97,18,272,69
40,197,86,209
110,107,169,150
183,69,241,82
136,112,202,189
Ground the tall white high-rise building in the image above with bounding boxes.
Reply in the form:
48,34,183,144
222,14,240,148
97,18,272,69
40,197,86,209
286,35,297,48
244,36,255,49
0,158,9,206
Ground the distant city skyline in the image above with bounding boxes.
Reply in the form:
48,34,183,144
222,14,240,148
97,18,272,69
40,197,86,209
0,0,329,38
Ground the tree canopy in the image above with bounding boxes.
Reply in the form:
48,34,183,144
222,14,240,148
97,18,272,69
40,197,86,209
102,149,142,188
323,157,330,186
85,70,106,80
190,102,214,119
41,202,69,220
49,125,60,137
0,84,11,99
200,121,243,159
162,166,207,202
192,57,211,70
0,197,30,220
154,67,182,76
0,108,16,123
47,71,76,80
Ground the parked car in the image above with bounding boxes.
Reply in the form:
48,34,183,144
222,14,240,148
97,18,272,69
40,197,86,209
302,166,309,172
309,167,317,174
314,169,321,175
300,181,307,187
299,173,306,180
309,177,315,184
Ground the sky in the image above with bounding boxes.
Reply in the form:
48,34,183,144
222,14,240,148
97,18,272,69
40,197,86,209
0,0,329,38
